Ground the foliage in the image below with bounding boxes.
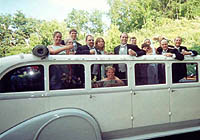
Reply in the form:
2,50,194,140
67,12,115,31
104,24,121,52
1,0,200,57
0,11,38,57
107,0,200,32
191,44,200,55
64,9,105,35
29,20,68,47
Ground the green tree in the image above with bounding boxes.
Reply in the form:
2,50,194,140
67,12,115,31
64,9,105,35
0,11,39,56
104,24,121,52
88,10,105,34
0,14,12,57
29,20,68,47
107,0,160,32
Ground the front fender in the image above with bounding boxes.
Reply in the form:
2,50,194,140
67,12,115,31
0,108,102,140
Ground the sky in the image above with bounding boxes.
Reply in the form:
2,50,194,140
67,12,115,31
0,0,110,22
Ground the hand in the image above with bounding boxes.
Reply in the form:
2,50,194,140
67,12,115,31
164,53,173,57
90,49,95,54
128,49,136,56
64,44,73,50
68,44,73,49
181,51,191,55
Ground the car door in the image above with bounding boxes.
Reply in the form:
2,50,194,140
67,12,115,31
132,62,170,127
170,62,200,122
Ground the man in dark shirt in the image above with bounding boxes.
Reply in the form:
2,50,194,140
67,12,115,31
61,29,82,53
156,39,184,60
174,36,198,56
114,32,146,79
76,35,95,55
157,39,185,83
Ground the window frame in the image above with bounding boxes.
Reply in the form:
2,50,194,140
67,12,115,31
133,61,169,91
171,62,199,87
0,63,46,95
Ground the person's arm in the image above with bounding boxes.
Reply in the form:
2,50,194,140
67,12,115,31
48,45,73,55
114,46,119,54
182,49,198,56
76,46,91,54
114,76,125,86
129,45,146,56
172,49,184,60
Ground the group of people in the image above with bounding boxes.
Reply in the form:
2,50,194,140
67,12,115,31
48,29,198,87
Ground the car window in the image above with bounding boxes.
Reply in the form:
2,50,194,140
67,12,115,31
135,63,166,86
172,63,198,83
0,65,44,93
91,63,128,88
49,64,85,90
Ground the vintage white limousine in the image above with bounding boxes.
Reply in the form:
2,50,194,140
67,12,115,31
0,49,200,140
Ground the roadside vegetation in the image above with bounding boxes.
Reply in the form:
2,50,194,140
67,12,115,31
1,0,200,57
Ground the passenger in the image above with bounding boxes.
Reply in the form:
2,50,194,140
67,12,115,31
173,37,198,82
153,36,174,48
153,36,166,46
92,37,107,81
156,39,184,60
141,43,159,84
94,37,107,55
141,43,154,55
114,33,145,79
157,39,184,83
102,66,125,87
76,35,95,54
48,31,73,55
61,29,82,53
130,36,137,45
144,38,156,55
65,38,75,54
174,36,198,56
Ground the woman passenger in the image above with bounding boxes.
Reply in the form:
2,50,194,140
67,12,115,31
94,37,107,55
48,31,73,55
141,43,159,84
144,38,156,55
92,37,107,81
65,38,75,55
101,66,125,87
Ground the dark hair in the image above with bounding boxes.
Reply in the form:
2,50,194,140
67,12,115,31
69,29,77,34
144,38,150,42
53,31,62,38
85,35,93,41
130,36,136,40
141,43,150,49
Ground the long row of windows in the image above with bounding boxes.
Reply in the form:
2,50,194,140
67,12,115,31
0,63,198,93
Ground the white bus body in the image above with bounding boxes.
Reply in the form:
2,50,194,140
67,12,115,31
0,54,200,140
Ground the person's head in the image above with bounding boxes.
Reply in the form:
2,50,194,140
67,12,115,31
144,39,151,45
53,31,62,45
65,38,73,45
160,39,168,50
69,29,77,40
85,35,94,47
141,43,151,52
153,36,166,45
95,37,105,51
120,32,128,45
105,66,115,80
130,37,137,45
174,36,182,47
